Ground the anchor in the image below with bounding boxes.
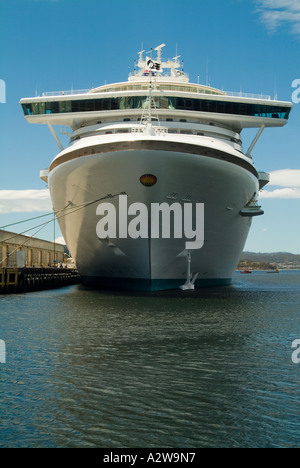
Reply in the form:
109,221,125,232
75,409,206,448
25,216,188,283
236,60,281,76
180,250,198,291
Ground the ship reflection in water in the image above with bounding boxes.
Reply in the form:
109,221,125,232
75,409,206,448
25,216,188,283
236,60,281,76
0,271,300,448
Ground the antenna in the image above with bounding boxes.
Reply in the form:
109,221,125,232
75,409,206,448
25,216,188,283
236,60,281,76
274,80,278,100
146,48,153,59
154,43,166,62
138,49,145,62
206,59,209,86
154,43,166,51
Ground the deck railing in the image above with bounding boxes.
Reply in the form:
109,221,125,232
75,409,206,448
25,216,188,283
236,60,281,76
41,87,272,100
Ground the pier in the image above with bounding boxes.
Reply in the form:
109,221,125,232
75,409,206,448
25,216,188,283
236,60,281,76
0,228,81,293
0,267,81,294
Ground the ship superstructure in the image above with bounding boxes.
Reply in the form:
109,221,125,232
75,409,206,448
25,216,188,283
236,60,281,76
20,44,292,291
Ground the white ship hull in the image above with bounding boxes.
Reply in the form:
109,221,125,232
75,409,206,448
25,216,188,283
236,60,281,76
21,44,291,291
49,137,258,291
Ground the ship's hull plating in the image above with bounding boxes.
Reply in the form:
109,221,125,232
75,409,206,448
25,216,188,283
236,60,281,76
49,146,258,291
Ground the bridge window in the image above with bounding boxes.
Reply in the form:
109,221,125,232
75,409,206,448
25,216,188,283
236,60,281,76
21,96,291,120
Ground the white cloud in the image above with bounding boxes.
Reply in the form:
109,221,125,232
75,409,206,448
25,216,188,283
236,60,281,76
269,169,300,187
0,189,52,214
260,169,300,198
256,0,300,36
260,187,300,198
257,0,300,12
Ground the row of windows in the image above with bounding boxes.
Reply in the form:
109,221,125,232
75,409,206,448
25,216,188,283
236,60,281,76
22,96,291,120
1,245,63,267
72,127,242,145
96,84,219,94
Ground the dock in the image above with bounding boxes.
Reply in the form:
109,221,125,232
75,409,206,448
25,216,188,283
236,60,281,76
0,267,81,294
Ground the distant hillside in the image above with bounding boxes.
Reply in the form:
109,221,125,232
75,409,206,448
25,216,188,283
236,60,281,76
239,252,300,269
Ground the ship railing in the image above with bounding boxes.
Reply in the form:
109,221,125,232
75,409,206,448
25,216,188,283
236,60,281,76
41,88,271,101
129,71,190,81
42,89,91,97
225,91,271,100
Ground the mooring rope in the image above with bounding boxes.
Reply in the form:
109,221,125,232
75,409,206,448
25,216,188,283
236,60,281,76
0,193,123,266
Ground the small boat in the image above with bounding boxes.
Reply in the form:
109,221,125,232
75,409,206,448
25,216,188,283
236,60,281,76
240,270,252,274
267,269,279,273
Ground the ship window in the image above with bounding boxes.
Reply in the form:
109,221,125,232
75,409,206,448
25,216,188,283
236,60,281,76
32,102,40,115
111,98,119,110
22,103,32,115
224,102,232,113
59,100,72,113
46,101,58,114
177,98,185,109
71,100,85,112
201,101,210,112
36,102,45,114
239,104,247,115
85,100,96,111
208,101,216,112
158,97,169,109
216,102,226,113
185,99,192,110
21,95,291,121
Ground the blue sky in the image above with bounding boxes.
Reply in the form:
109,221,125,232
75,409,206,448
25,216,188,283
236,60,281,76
0,0,299,254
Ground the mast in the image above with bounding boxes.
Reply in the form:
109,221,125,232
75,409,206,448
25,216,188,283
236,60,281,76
154,43,166,63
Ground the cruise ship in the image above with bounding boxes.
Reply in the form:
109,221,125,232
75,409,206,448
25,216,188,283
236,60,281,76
20,44,292,291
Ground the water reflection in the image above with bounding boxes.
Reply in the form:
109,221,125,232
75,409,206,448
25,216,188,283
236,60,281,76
1,272,300,447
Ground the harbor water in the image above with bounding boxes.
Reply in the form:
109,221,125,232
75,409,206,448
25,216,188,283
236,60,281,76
0,271,300,448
